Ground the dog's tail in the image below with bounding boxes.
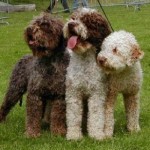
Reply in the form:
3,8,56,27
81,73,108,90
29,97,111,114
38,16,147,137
0,55,32,122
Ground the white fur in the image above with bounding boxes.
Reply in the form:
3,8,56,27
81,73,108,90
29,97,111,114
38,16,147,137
97,30,144,137
66,49,106,140
64,8,113,140
63,19,88,39
99,30,144,73
63,8,98,40
64,8,107,140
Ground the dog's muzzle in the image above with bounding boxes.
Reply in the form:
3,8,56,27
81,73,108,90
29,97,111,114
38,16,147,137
97,56,107,66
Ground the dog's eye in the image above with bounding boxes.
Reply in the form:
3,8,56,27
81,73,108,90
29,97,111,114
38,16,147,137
71,17,75,20
113,48,117,53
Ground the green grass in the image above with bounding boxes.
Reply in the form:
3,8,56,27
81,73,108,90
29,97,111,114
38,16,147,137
0,3,150,150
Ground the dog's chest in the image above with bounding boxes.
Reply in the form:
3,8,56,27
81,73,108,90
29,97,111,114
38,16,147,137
28,57,68,96
67,52,103,90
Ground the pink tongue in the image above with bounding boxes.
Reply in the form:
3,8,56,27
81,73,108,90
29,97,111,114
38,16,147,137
67,36,78,49
29,40,36,45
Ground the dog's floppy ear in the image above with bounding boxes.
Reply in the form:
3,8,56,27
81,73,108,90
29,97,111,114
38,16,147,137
127,45,144,66
131,45,144,60
24,26,33,43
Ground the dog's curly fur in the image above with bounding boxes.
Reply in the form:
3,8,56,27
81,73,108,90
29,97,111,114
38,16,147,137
63,8,111,54
97,30,144,138
0,13,70,137
63,8,111,140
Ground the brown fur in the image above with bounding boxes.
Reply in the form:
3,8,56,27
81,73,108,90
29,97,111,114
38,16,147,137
70,9,111,53
63,8,111,140
0,13,70,137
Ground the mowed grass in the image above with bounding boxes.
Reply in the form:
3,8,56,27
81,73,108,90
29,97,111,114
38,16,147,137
0,3,150,150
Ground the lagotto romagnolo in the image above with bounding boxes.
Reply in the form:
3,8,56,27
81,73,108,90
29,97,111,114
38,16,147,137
63,8,111,140
0,13,70,137
97,30,144,138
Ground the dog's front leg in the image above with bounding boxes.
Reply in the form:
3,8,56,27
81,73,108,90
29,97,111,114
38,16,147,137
66,90,83,140
88,92,105,140
26,93,43,138
50,99,66,136
123,93,141,132
104,91,117,138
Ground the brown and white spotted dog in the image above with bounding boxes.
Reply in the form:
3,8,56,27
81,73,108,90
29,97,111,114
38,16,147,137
63,8,111,140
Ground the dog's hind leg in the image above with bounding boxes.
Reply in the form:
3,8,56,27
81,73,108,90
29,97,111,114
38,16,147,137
50,99,66,136
0,57,28,122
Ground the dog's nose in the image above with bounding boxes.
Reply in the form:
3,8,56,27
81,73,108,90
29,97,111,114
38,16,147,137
68,22,77,29
97,56,107,65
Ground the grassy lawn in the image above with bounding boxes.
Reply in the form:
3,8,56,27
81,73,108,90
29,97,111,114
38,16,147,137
0,2,150,150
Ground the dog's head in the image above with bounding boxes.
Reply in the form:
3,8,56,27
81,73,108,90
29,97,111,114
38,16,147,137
24,13,64,57
63,8,111,54
97,30,144,74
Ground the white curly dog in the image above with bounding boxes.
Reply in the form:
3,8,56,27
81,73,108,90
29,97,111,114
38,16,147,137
63,8,111,140
97,30,144,138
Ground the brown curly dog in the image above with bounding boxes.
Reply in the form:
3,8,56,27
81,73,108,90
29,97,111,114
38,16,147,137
0,13,70,138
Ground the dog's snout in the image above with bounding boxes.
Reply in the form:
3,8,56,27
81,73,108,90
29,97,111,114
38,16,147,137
97,56,107,65
26,27,33,37
68,22,77,29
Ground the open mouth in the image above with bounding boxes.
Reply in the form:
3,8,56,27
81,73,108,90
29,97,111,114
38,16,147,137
67,35,86,50
28,39,47,51
28,35,47,51
28,34,38,47
29,40,38,46
67,36,78,49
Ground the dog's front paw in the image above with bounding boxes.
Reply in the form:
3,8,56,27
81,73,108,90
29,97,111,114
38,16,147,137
104,129,113,139
51,127,66,137
127,124,141,133
25,130,41,138
89,132,106,140
104,125,114,139
66,130,83,140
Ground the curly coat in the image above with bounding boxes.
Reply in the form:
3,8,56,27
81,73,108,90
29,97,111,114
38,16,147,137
0,13,70,137
97,30,144,138
63,8,111,140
